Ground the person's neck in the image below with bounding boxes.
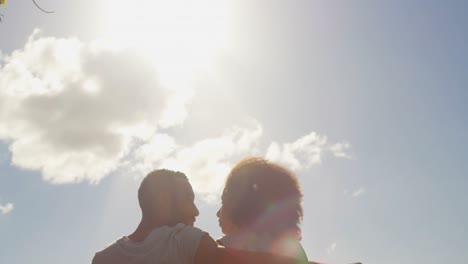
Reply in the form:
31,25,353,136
127,218,163,243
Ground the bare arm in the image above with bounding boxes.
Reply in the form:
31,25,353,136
194,235,218,264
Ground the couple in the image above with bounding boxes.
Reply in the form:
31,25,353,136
93,157,308,264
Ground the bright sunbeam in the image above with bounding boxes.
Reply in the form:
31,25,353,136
99,0,234,88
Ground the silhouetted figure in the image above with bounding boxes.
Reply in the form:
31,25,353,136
216,157,309,263
92,169,217,264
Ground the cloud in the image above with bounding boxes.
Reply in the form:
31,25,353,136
330,142,352,159
327,242,337,255
0,30,352,190
344,187,366,198
266,132,351,171
0,29,191,184
352,187,365,197
0,202,14,215
131,123,352,202
131,120,263,201
265,132,327,171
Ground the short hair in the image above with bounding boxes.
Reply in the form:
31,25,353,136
222,157,303,238
138,169,188,224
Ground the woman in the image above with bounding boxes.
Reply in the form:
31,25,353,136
217,157,309,263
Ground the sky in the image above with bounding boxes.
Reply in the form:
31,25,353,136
1,1,467,263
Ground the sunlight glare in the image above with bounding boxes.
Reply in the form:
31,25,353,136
99,0,234,89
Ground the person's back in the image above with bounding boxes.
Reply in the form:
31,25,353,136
218,246,308,264
92,169,217,264
93,224,208,264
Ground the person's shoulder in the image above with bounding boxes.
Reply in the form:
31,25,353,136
172,223,208,238
92,239,122,264
174,223,205,232
92,251,105,264
171,224,217,264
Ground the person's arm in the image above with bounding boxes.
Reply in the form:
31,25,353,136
91,252,102,264
194,235,218,264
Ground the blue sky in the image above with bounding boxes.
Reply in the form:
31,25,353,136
1,1,467,263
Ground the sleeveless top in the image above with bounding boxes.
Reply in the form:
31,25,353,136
93,223,207,264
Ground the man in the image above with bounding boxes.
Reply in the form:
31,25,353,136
92,169,217,264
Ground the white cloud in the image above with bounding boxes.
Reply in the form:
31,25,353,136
131,120,263,202
266,132,327,171
330,142,352,159
0,30,352,191
131,124,352,202
327,242,337,255
266,132,351,171
131,133,179,174
0,202,14,215
352,187,366,197
0,30,191,184
344,187,366,198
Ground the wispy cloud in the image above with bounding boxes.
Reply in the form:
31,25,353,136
266,133,352,171
266,132,327,171
130,120,263,202
0,202,14,215
131,121,351,201
352,187,366,197
330,142,352,159
344,187,366,198
327,242,337,255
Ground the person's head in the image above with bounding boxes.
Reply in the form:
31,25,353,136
217,157,303,238
138,169,199,226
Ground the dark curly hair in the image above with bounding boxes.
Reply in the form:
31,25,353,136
221,157,304,239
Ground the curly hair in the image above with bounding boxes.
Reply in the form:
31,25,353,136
221,157,304,238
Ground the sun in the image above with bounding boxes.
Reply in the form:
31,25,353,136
98,0,234,88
